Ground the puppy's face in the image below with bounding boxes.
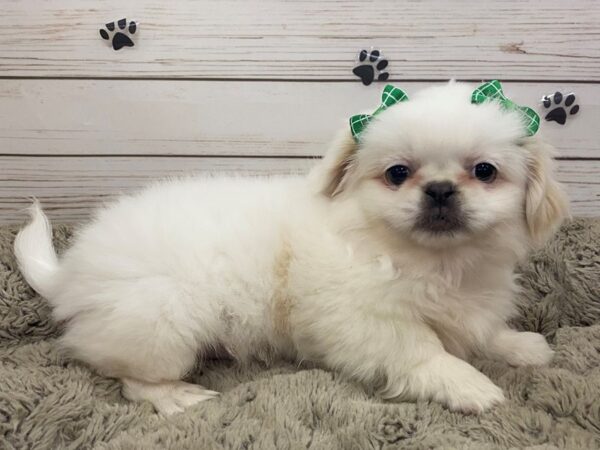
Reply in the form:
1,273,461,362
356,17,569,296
314,82,568,248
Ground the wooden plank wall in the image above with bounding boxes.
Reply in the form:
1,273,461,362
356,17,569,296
0,0,599,223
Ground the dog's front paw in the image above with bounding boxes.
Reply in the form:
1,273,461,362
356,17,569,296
493,331,554,367
441,370,505,414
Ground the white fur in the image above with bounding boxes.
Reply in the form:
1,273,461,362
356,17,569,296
14,200,59,299
14,82,568,415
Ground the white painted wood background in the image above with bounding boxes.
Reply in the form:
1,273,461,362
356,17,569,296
0,0,599,223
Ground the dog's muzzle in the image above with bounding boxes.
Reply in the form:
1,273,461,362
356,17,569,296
414,181,466,233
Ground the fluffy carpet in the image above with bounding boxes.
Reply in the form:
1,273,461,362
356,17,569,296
1,219,599,450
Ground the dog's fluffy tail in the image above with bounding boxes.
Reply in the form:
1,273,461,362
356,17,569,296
14,200,60,299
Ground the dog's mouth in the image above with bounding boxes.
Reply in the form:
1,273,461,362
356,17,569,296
413,205,468,235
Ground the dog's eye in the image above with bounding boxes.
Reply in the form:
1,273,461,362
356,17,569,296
473,163,497,183
384,165,411,186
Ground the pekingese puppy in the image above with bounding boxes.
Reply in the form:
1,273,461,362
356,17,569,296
15,81,568,415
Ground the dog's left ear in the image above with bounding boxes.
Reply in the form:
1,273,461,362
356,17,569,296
308,130,359,197
522,137,569,247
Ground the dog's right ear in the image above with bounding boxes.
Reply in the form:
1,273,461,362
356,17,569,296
522,137,569,247
308,130,359,197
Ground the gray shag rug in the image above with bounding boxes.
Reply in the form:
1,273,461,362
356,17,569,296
1,219,600,450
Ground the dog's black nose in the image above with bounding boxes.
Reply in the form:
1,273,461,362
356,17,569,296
424,181,456,205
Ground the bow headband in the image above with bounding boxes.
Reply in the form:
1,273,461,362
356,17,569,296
349,85,408,141
349,80,540,141
471,80,540,136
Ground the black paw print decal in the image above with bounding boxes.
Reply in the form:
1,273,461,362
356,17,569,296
99,18,137,51
542,91,579,125
353,49,389,86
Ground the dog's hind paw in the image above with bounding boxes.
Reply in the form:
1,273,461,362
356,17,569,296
122,378,220,416
488,330,554,367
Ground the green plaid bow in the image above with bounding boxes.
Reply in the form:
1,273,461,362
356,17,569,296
471,80,540,136
349,85,409,141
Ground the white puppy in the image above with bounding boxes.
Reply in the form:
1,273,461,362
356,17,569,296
15,81,568,415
